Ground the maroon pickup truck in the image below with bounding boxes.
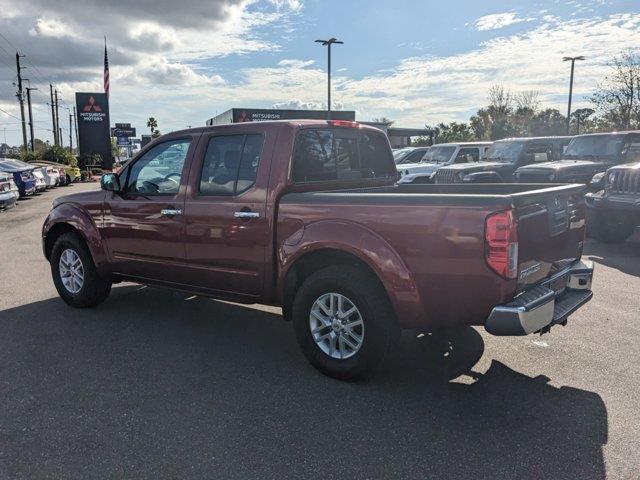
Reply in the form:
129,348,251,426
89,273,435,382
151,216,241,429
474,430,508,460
43,120,594,379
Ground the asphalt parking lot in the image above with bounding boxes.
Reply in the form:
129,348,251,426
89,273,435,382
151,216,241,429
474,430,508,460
1,183,639,479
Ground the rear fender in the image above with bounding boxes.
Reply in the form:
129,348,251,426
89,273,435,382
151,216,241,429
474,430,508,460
279,220,423,328
42,204,109,274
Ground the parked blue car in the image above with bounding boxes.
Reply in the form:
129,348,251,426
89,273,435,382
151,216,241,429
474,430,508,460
0,159,37,198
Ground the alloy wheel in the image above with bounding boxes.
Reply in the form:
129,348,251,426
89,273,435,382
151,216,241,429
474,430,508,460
309,292,365,360
59,248,84,294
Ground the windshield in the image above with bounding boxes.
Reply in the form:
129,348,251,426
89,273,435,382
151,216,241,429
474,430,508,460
393,148,414,164
393,148,411,159
422,146,456,164
483,141,524,163
564,135,624,158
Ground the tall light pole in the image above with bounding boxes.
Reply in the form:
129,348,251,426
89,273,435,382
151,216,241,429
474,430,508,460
315,37,343,120
563,56,585,134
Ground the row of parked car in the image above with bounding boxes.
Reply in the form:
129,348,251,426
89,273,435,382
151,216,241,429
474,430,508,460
0,158,81,211
394,130,640,243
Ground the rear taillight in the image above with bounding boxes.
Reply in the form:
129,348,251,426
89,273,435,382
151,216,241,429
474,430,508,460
485,209,518,279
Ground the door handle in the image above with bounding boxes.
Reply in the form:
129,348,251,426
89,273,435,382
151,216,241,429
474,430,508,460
161,208,182,217
234,211,260,219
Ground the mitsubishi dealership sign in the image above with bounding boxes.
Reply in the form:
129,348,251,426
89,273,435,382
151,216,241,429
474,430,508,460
75,92,112,168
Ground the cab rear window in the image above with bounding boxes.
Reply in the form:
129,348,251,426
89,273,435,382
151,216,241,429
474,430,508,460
291,128,395,183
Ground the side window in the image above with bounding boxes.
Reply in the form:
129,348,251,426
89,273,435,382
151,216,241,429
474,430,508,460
358,131,396,178
335,133,361,179
199,134,264,195
125,139,190,195
621,140,640,162
292,130,334,182
455,148,479,163
237,134,264,192
527,143,552,163
405,150,425,164
292,129,394,183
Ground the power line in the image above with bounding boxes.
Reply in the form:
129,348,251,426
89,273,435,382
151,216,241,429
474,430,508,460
0,105,21,121
0,32,61,104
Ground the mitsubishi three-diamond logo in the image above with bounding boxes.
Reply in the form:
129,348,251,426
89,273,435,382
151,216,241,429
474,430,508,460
83,96,102,112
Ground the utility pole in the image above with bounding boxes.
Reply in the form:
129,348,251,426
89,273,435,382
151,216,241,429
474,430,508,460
15,53,28,150
25,82,38,151
73,106,79,147
50,84,58,146
315,38,343,120
59,127,63,148
68,112,73,153
562,56,585,134
54,89,60,146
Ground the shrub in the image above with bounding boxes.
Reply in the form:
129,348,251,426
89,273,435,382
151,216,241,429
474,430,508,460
42,146,77,166
19,149,42,162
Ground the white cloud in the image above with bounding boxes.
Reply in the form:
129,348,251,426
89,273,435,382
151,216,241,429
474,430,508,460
2,3,640,143
268,0,302,11
476,12,526,31
277,59,315,68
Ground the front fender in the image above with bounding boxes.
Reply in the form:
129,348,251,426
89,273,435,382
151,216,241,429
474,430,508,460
278,220,423,328
463,171,503,183
42,203,109,274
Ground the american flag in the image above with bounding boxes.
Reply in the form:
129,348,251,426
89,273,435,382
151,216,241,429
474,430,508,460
103,37,109,98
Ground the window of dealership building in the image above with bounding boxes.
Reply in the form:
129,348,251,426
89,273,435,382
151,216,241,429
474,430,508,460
206,108,433,148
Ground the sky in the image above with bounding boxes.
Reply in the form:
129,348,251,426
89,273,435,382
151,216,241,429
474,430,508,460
0,0,639,146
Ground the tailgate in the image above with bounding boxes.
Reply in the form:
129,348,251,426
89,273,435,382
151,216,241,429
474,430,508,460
512,184,586,291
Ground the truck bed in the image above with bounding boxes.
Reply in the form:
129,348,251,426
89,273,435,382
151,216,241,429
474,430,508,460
278,183,586,328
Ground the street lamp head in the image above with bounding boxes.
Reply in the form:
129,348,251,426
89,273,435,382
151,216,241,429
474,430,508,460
563,56,585,61
315,38,344,46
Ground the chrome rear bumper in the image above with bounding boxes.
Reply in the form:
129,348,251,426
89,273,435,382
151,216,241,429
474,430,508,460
485,259,594,336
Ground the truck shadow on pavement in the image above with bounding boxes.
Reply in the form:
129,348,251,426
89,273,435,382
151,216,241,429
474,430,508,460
0,285,607,480
584,234,640,277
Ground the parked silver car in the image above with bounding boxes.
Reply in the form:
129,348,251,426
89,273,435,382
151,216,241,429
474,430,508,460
0,170,18,210
34,164,61,187
32,169,47,192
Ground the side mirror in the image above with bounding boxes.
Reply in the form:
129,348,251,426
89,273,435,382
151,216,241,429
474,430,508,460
100,173,121,192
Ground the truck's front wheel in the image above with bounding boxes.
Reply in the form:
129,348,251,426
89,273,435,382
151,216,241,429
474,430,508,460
292,265,398,380
51,232,112,308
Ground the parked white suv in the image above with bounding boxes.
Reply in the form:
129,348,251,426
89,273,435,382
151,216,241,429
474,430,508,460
397,142,492,184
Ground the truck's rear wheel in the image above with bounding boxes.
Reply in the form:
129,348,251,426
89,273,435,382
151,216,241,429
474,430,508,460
292,265,398,380
51,232,112,308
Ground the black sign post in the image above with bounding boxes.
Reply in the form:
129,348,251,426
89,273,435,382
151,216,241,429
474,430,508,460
75,92,112,169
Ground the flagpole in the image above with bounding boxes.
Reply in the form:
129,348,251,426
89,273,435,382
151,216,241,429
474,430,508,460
103,36,109,99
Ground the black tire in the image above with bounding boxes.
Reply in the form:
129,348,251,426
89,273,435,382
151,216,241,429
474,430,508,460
292,265,399,380
50,232,112,308
590,210,635,243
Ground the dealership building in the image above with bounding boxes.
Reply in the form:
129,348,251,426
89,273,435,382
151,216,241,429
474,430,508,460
206,108,432,148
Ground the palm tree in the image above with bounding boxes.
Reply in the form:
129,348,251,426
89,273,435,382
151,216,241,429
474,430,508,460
147,117,158,135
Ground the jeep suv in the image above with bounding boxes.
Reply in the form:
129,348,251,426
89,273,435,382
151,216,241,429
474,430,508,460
585,162,640,242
